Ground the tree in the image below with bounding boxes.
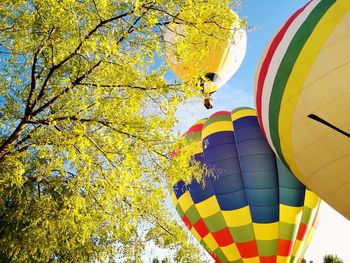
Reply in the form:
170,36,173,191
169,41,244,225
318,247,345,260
0,0,243,262
152,257,170,263
323,254,344,263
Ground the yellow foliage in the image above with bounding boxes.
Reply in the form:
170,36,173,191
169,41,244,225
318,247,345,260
0,0,244,262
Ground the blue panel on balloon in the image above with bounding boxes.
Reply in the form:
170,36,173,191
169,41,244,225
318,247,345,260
234,126,265,143
188,177,214,204
242,171,278,189
216,190,248,210
208,157,242,178
233,116,259,130
204,144,238,164
239,155,277,172
279,170,306,190
209,171,244,195
236,139,274,156
192,153,205,163
250,205,279,223
277,158,305,190
173,180,187,199
245,188,279,206
279,187,306,207
203,131,235,149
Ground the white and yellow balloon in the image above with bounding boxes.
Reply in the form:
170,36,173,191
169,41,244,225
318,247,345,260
255,0,350,219
164,9,247,109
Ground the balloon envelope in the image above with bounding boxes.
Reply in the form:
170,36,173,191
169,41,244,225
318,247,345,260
171,108,320,263
255,0,350,219
164,10,247,95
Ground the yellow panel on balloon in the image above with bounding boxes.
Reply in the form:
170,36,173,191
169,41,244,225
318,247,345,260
242,257,260,263
177,191,194,213
195,196,220,218
277,256,290,263
279,205,303,225
231,108,257,122
221,243,241,261
291,239,302,257
190,227,201,242
222,206,252,227
304,190,320,209
253,222,279,240
201,121,233,139
202,232,219,252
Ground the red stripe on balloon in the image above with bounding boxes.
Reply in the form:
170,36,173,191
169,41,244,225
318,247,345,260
193,219,209,238
210,253,221,263
312,208,320,228
212,227,234,247
236,240,259,258
210,111,231,118
260,255,277,263
185,123,204,136
277,239,294,256
255,0,312,136
182,215,192,230
296,223,308,241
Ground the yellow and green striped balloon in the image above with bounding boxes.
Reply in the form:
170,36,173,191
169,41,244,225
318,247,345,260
171,108,320,263
255,0,350,220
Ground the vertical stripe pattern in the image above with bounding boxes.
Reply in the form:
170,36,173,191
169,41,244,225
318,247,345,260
255,0,350,219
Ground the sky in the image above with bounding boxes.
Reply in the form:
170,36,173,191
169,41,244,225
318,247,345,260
173,0,350,262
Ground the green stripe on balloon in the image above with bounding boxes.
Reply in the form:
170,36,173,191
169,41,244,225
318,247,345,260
300,207,313,225
231,106,253,115
175,204,185,218
203,211,227,232
203,112,231,128
268,0,336,166
185,205,201,225
213,247,228,262
279,222,297,240
229,224,255,243
256,239,278,256
185,131,202,143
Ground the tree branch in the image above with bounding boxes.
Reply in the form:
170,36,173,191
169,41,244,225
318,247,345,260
32,10,134,110
0,119,27,160
31,58,103,117
83,134,118,170
26,27,55,116
32,4,156,117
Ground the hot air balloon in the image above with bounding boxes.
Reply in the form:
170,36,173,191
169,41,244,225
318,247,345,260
255,0,350,220
171,108,320,263
164,9,247,109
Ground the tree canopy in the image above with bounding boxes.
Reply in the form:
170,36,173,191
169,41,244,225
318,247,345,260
323,254,344,263
0,0,244,262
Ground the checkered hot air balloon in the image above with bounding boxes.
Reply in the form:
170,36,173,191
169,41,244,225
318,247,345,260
255,0,350,220
171,108,320,263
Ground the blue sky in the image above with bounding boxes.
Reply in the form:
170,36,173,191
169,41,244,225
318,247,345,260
175,0,350,262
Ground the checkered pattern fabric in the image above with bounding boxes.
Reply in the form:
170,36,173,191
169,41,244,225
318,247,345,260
172,107,321,263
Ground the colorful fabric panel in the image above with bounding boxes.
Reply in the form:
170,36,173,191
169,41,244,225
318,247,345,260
171,107,321,263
